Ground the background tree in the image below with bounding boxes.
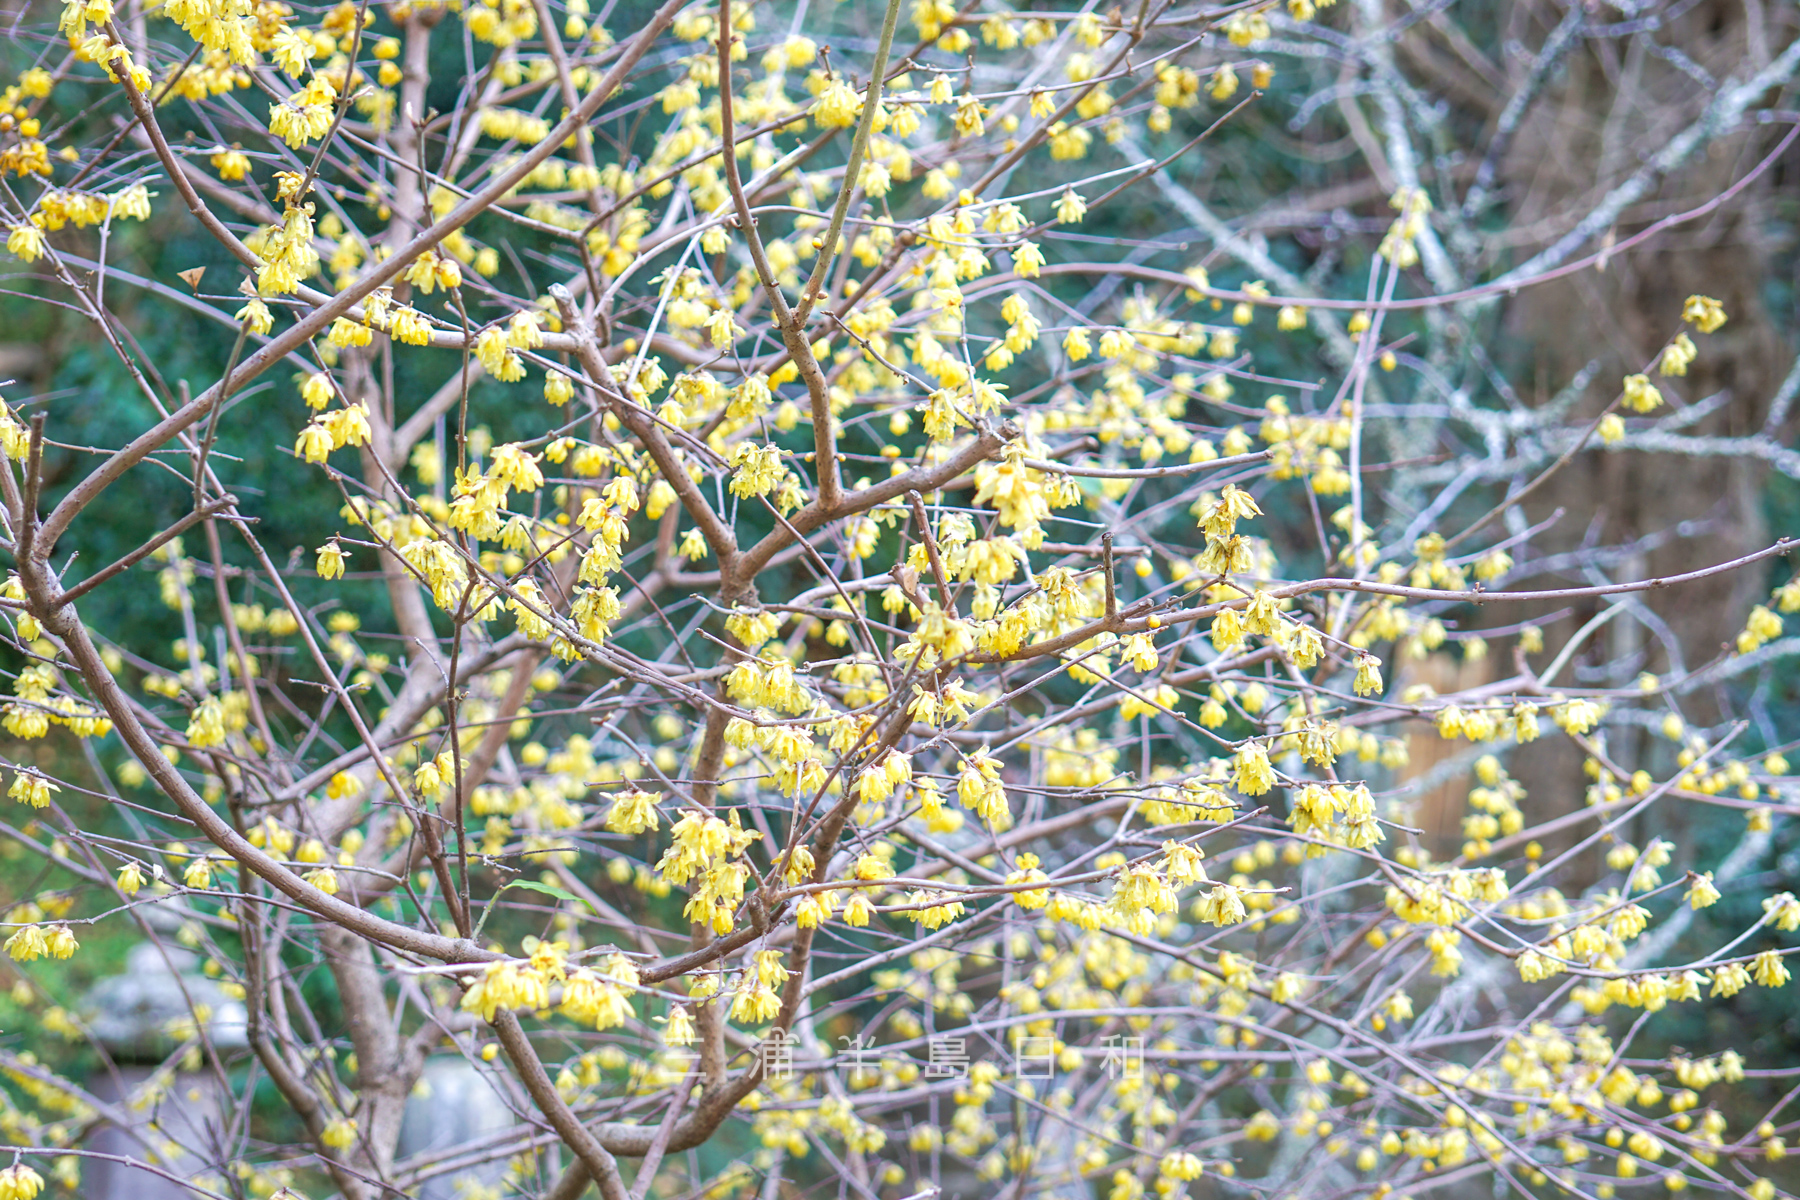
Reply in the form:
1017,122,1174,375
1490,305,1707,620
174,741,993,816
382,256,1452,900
0,0,1796,1196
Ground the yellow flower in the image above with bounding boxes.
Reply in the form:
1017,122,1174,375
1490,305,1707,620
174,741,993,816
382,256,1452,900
389,306,432,345
1221,9,1269,44
728,978,781,1024
813,78,861,128
295,421,334,463
236,297,274,335
210,147,251,180
953,94,986,137
544,370,575,405
1660,332,1696,376
507,311,544,350
1621,373,1662,413
269,97,334,149
706,307,743,349
1161,1152,1205,1181
315,541,347,580
1232,742,1274,795
663,1004,696,1046
7,772,57,809
728,443,784,499
187,696,226,748
1194,883,1247,926
843,893,874,925
323,403,372,450
474,326,515,377
270,27,314,76
1209,63,1238,100
321,1117,357,1151
183,857,215,889
1710,962,1750,998
301,373,333,409
0,1163,45,1200
561,968,632,1029
1752,949,1790,988
1353,653,1383,696
1681,294,1726,333
4,926,48,962
1098,329,1135,359
44,925,78,959
1763,892,1800,932
327,316,370,348
7,223,47,263
604,787,662,834
956,751,1010,826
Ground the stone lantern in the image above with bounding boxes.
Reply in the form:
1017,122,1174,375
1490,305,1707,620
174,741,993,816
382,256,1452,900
396,1056,520,1199
77,937,247,1200
77,926,516,1199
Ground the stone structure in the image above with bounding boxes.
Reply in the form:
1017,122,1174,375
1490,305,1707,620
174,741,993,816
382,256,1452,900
396,1057,520,1199
78,939,246,1200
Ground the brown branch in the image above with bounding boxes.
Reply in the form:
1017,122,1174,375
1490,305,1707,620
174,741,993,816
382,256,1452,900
492,1009,631,1200
52,496,237,607
906,490,952,607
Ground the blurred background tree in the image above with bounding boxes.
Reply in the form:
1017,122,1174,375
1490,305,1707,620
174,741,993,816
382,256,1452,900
0,0,1796,1195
